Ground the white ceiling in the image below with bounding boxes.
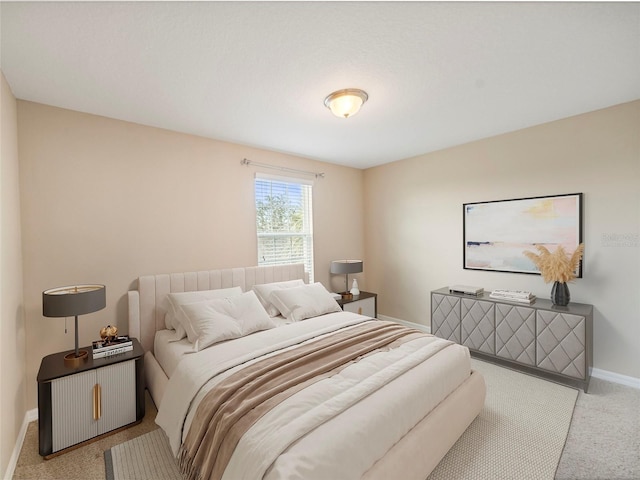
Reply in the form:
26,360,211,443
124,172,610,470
2,2,639,169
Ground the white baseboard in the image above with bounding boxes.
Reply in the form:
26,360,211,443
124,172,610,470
26,408,38,423
378,315,639,390
591,368,640,390
4,408,37,480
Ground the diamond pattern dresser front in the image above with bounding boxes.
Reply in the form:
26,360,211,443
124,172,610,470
536,311,586,379
495,304,536,366
431,293,461,343
430,287,593,391
461,299,495,354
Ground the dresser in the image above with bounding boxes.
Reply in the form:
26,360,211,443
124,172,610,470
431,287,593,391
37,338,145,457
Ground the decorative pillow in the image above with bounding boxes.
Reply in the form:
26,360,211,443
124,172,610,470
269,282,341,322
178,291,275,351
164,287,243,341
252,279,305,317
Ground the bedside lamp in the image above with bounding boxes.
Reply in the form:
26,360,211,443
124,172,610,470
330,260,363,300
43,284,106,367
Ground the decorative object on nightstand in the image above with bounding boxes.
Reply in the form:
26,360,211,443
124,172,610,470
99,324,118,342
42,284,106,367
523,243,584,306
330,260,363,300
350,279,360,296
92,334,133,359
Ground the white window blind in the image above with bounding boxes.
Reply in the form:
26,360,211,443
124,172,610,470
254,174,314,282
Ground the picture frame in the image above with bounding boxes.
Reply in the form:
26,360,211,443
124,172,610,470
463,193,583,276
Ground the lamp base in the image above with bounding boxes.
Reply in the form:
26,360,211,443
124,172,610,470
64,350,89,368
340,291,353,300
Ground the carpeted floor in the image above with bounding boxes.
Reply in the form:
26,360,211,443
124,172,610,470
556,376,640,480
428,359,577,480
12,393,160,480
13,362,640,480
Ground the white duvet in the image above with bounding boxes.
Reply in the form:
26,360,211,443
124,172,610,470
156,312,471,480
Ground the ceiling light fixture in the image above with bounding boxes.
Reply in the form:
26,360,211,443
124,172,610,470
324,88,368,119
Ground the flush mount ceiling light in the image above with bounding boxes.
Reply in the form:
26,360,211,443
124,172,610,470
324,88,368,118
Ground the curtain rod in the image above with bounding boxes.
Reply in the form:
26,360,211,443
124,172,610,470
241,158,325,178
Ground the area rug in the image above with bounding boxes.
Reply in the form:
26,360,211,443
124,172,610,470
428,359,579,480
104,359,578,480
104,428,179,480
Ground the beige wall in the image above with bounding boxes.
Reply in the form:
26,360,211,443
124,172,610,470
17,101,365,409
364,100,640,379
13,96,640,428
1,72,26,476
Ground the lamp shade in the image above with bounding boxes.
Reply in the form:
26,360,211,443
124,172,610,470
43,284,106,317
330,260,363,275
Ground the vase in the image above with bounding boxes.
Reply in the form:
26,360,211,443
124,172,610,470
550,281,570,306
350,279,360,296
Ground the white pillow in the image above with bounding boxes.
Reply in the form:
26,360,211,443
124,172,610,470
252,279,305,317
164,287,243,341
269,282,341,322
178,291,275,351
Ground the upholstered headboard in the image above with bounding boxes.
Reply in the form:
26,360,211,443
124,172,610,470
128,263,307,352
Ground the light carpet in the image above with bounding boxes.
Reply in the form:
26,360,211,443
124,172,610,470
104,359,578,480
428,359,579,480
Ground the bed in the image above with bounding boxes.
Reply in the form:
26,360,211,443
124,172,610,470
128,264,485,480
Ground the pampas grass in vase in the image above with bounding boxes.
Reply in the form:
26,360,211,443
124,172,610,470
523,243,584,306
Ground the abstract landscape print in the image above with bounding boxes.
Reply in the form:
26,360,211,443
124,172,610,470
463,193,582,275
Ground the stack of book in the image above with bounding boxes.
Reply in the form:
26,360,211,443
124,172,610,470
489,289,536,304
92,336,132,359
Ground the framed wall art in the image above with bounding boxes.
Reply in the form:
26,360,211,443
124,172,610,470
463,193,583,276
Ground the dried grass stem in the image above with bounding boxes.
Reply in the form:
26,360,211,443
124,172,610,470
523,243,584,283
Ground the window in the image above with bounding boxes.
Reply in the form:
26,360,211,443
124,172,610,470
254,174,314,282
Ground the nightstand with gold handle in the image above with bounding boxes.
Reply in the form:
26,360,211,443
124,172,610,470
337,291,377,318
37,338,145,458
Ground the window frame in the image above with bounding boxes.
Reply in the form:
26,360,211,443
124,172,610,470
254,173,314,282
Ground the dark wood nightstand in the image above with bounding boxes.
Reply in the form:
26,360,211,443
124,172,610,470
336,291,377,318
37,338,145,458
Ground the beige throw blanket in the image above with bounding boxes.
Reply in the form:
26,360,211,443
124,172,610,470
178,321,426,480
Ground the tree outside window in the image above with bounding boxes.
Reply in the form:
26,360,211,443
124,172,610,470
255,177,314,282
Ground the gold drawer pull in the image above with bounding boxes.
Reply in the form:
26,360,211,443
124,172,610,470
93,384,102,420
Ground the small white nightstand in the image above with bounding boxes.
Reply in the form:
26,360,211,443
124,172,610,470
337,291,377,318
